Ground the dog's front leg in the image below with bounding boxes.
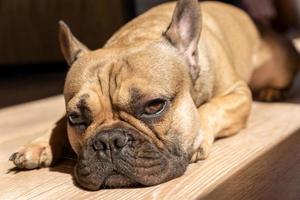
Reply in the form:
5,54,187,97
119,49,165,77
191,81,252,162
9,115,69,169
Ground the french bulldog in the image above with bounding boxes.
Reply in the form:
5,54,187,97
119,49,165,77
9,0,299,190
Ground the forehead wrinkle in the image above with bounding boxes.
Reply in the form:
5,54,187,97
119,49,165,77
97,61,113,96
110,59,132,107
113,59,127,88
97,59,129,118
122,57,134,71
97,68,104,94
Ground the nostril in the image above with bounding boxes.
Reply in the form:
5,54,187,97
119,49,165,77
127,134,135,142
113,137,128,149
93,140,106,151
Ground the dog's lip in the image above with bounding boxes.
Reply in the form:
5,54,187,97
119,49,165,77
105,170,128,181
105,171,123,180
75,169,122,190
75,172,103,191
101,170,139,188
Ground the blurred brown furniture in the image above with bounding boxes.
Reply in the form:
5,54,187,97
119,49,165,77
272,0,300,33
0,0,131,65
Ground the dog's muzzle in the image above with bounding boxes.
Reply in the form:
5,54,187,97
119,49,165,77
74,127,189,190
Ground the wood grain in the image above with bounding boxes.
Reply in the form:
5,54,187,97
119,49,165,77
0,89,300,200
204,129,300,200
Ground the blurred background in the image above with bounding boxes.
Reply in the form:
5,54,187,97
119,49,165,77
1,0,300,108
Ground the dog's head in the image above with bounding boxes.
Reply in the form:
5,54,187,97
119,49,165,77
60,0,204,190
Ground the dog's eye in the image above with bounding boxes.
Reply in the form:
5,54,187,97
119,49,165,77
68,113,85,125
143,99,167,116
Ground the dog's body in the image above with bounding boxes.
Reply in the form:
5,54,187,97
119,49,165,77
10,1,299,190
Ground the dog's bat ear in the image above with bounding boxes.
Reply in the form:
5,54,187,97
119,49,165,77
164,0,202,81
58,21,89,66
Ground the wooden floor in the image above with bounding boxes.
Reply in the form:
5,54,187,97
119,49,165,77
0,76,300,199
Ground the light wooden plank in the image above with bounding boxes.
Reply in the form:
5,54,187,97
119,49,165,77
204,129,300,200
0,96,65,160
0,90,300,199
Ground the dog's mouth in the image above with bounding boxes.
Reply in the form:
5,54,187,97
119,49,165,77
75,168,136,190
74,160,135,190
102,170,139,188
74,153,188,190
74,137,188,190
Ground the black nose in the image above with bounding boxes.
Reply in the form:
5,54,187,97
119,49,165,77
92,130,128,152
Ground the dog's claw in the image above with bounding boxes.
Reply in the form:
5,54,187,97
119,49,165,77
10,152,25,168
9,152,18,161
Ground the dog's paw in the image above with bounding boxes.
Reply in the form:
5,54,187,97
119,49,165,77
190,139,213,163
257,88,284,102
9,142,53,169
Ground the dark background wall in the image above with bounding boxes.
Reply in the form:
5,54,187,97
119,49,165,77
0,0,133,65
